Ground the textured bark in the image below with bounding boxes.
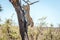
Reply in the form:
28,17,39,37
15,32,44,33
9,0,29,40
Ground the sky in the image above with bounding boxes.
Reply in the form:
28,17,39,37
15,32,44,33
0,0,60,27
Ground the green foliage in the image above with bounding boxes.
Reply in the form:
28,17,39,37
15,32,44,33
38,17,48,27
0,4,2,11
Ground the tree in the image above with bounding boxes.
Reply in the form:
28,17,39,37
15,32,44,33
38,17,47,27
0,5,2,11
9,0,29,40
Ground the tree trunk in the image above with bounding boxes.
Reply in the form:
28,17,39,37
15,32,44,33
9,0,29,40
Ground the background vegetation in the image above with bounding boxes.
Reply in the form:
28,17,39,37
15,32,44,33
0,18,60,40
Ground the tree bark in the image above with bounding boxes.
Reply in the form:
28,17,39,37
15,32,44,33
9,0,29,40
